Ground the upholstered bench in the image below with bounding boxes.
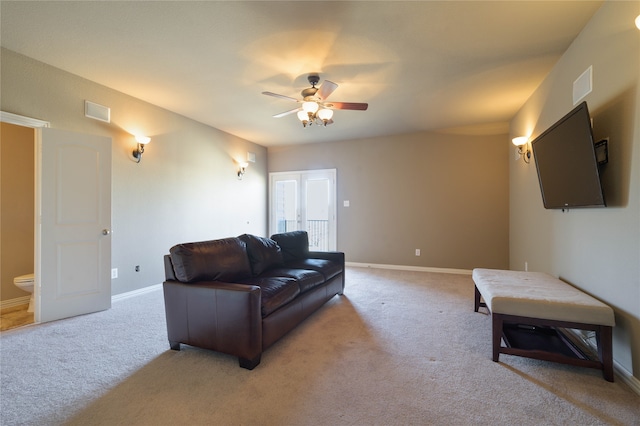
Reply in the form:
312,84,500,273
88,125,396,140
472,268,615,381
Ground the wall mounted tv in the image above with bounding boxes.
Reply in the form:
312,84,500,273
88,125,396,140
531,101,605,210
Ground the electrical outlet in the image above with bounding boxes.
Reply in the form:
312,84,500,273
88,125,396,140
415,249,421,256
111,268,118,279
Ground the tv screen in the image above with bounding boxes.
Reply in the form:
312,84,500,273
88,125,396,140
531,101,605,209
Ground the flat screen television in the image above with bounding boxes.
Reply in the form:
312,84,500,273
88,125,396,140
531,101,605,209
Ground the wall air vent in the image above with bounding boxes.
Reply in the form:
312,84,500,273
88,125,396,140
84,100,111,123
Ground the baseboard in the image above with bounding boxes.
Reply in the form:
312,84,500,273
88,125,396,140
112,283,162,303
346,262,472,275
0,296,31,310
613,360,640,395
2,287,162,309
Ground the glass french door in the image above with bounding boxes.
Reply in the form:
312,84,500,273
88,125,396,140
269,169,336,251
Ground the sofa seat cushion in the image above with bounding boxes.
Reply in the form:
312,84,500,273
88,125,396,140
170,237,252,283
238,234,284,276
284,259,342,281
239,276,300,317
261,268,325,293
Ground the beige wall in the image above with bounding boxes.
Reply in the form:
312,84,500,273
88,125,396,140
510,2,640,380
1,123,35,300
0,48,268,299
269,131,510,270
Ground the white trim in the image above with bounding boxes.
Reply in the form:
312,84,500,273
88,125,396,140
613,360,640,396
346,262,472,275
111,283,162,303
0,111,50,127
0,296,31,310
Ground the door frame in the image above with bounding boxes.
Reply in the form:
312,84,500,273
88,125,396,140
1,112,50,323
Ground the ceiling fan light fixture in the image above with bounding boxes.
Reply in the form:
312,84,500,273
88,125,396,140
297,110,310,127
302,101,319,114
317,108,333,121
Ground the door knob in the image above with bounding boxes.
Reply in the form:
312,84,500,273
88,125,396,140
102,229,111,236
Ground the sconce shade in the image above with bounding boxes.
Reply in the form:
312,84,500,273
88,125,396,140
135,135,151,144
512,136,528,146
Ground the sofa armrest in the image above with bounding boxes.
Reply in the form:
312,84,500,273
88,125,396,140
308,251,345,266
163,279,262,362
164,254,177,281
308,251,345,293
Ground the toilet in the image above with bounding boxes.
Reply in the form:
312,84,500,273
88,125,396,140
13,273,35,313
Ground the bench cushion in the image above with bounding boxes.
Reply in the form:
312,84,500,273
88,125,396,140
472,268,615,326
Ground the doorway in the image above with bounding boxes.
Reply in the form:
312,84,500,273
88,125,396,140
269,169,337,251
0,112,112,324
0,122,36,329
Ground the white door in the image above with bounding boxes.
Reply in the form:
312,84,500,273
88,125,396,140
269,169,336,251
37,128,112,323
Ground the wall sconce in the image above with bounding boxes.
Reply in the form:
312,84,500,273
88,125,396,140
512,136,531,164
237,162,248,180
132,135,151,163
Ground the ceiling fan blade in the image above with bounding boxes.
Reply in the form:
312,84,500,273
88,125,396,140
273,107,301,118
262,91,300,103
326,102,368,111
316,80,338,100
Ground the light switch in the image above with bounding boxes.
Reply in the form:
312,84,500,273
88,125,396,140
343,200,350,207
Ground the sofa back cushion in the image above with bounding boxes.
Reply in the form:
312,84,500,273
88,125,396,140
270,231,310,263
169,237,252,283
238,234,284,276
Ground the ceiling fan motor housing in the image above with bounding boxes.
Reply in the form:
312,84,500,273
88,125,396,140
302,75,321,98
307,74,320,86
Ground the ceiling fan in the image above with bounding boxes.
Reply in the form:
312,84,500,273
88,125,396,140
262,74,368,127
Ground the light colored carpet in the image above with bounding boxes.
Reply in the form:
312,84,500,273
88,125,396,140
1,267,639,425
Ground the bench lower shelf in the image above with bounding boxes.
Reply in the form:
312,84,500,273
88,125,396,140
491,311,614,382
502,324,591,360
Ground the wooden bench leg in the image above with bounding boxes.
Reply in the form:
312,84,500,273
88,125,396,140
597,326,614,382
474,285,488,313
491,314,503,362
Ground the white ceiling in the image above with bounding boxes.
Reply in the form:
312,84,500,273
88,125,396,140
0,1,603,146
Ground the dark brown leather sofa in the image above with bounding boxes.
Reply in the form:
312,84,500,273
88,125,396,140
163,231,345,369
